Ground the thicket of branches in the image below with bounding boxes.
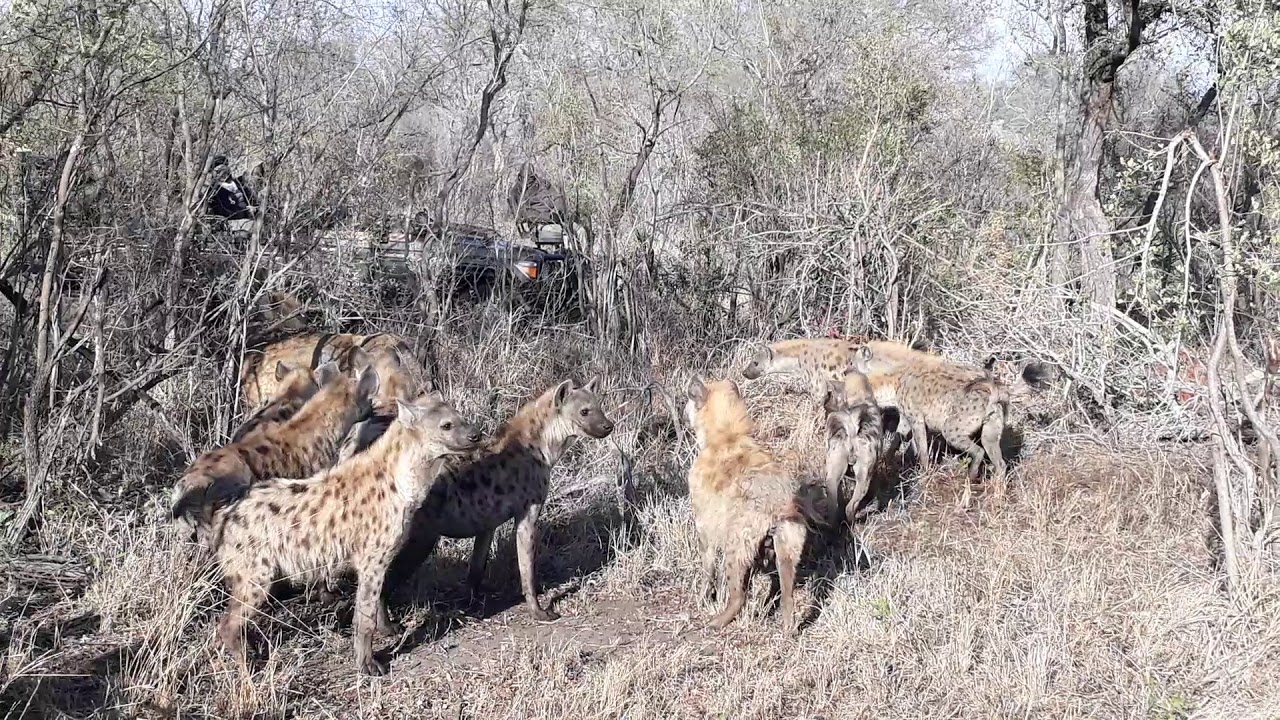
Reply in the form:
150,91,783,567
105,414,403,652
1,0,1277,592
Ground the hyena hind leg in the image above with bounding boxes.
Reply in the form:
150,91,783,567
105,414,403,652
979,415,1008,499
941,428,986,509
772,520,807,636
709,544,756,630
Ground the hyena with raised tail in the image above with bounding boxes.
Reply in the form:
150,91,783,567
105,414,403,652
685,377,812,636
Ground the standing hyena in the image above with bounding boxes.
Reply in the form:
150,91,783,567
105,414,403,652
684,377,810,635
740,338,923,452
169,351,379,543
854,350,1011,508
383,378,615,621
822,369,884,528
210,392,482,676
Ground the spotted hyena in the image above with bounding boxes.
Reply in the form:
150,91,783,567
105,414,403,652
822,369,884,528
170,352,379,544
742,337,1048,397
382,378,615,621
684,377,811,635
210,391,482,676
854,349,1010,508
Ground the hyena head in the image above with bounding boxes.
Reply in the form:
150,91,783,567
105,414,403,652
849,344,898,376
364,345,420,409
685,376,752,449
395,390,483,455
741,345,773,380
313,347,380,423
551,377,615,440
274,360,321,401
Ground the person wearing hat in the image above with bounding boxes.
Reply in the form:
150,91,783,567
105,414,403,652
207,154,259,245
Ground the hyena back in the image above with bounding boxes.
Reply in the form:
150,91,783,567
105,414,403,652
384,378,615,622
170,352,379,542
229,362,319,443
211,391,482,676
685,377,809,635
240,331,424,411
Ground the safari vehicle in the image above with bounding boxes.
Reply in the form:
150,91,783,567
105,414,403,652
365,213,587,314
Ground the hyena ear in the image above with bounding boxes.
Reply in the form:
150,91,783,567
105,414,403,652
315,361,341,386
347,346,371,373
583,376,600,394
823,379,844,413
274,361,291,381
552,379,574,408
856,345,872,361
687,376,708,407
423,389,445,405
357,364,380,401
396,399,422,427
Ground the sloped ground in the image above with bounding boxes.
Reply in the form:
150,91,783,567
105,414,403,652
5,376,1280,718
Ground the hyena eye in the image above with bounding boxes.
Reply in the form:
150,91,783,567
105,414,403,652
441,421,453,431
579,407,590,417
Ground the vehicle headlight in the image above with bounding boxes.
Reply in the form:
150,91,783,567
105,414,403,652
514,260,539,279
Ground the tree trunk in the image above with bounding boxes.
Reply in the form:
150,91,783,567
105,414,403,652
1065,79,1118,321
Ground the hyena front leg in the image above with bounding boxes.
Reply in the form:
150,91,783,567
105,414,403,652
515,503,559,622
217,576,269,677
352,565,389,676
466,528,496,594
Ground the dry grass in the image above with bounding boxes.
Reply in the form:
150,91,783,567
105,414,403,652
5,345,1279,719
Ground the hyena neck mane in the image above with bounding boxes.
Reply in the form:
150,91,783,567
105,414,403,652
281,384,364,452
697,391,760,452
333,420,446,508
492,389,578,466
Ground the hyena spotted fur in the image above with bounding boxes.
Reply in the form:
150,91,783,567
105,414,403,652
170,351,379,544
684,377,811,636
239,331,424,411
337,344,425,463
210,392,481,676
383,378,615,621
822,369,884,528
853,346,1011,508
229,362,319,443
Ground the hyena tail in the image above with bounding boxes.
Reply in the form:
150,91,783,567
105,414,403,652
169,475,249,524
962,376,1010,424
786,491,825,530
1019,360,1054,391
